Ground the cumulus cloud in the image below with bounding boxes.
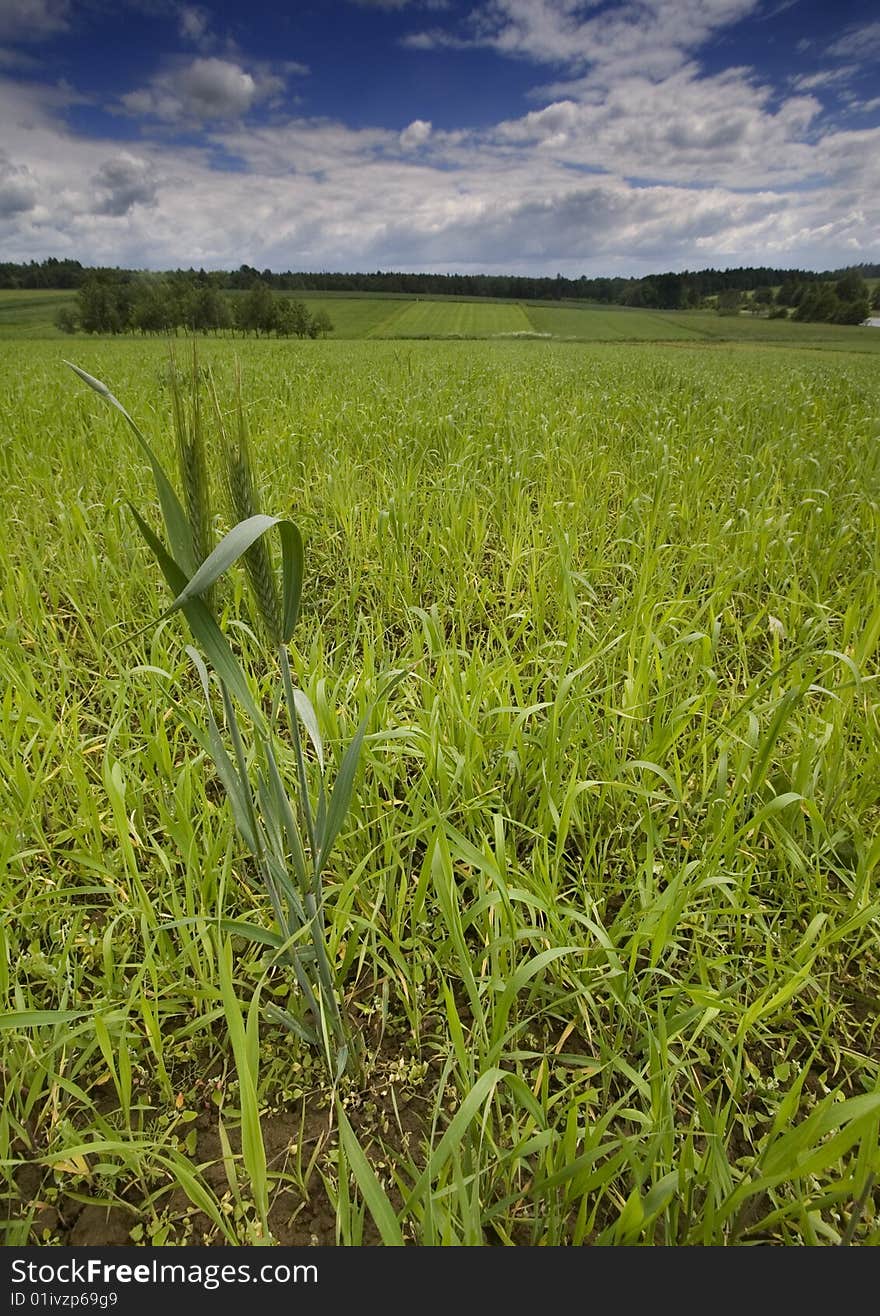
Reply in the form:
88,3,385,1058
0,150,37,215
121,57,281,124
175,58,260,116
400,118,432,148
490,68,825,190
0,0,69,41
0,93,876,276
91,153,158,216
205,106,879,274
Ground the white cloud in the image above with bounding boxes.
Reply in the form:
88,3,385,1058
120,57,280,124
0,149,37,215
178,5,210,43
0,102,875,275
400,118,432,148
0,0,68,41
828,21,880,61
490,68,825,190
91,153,158,216
791,66,858,92
349,0,448,9
401,28,469,51
176,58,258,116
408,0,761,79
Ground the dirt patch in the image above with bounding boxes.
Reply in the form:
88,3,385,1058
9,1025,440,1247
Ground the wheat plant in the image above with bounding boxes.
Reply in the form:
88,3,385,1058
67,355,370,1081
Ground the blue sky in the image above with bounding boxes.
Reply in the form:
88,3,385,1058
1,0,878,275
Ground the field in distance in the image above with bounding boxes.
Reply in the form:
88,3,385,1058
2,286,879,351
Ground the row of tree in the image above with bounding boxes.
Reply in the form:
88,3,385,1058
6,255,879,312
790,271,875,325
56,273,334,338
713,271,877,323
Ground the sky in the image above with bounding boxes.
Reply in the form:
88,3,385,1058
1,0,879,277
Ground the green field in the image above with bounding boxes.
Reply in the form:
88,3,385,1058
3,287,880,353
296,296,403,338
661,307,880,350
370,297,534,337
523,304,703,340
0,289,77,338
2,330,878,1246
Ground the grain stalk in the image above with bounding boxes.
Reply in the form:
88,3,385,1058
169,346,214,611
216,362,281,645
67,355,373,1081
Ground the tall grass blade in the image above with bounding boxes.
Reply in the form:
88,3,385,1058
217,938,268,1231
336,1102,405,1245
315,713,370,878
66,361,196,575
128,505,264,730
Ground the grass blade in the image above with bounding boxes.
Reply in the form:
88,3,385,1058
66,361,196,574
336,1102,405,1245
315,713,369,877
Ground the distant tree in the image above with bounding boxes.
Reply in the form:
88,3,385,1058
833,295,870,325
776,279,803,307
273,297,295,337
622,280,657,307
274,297,313,338
753,285,774,306
54,304,79,334
214,292,233,333
311,309,334,338
130,279,174,334
237,280,277,335
77,273,129,333
794,283,839,323
871,286,880,311
186,284,232,334
717,289,742,315
652,272,686,309
835,271,869,304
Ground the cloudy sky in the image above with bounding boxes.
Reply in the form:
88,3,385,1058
1,0,878,276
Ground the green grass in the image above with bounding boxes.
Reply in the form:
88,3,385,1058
523,302,880,351
0,289,77,338
295,297,404,339
371,299,533,338
1,335,879,1245
523,304,703,340
661,308,880,351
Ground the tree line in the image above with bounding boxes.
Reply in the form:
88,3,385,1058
53,272,334,338
714,270,876,324
3,255,878,317
789,271,876,325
